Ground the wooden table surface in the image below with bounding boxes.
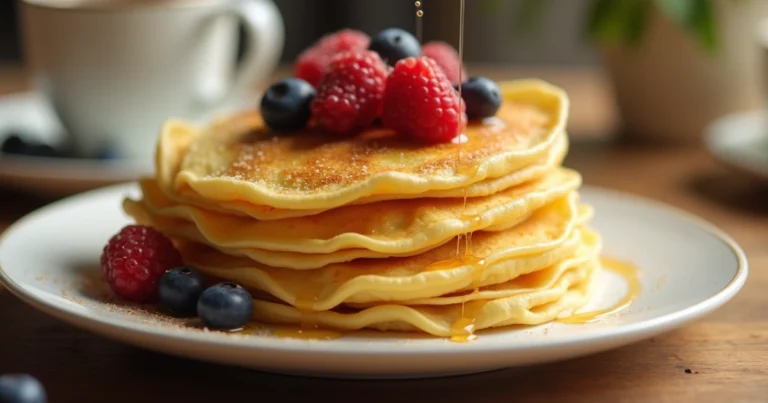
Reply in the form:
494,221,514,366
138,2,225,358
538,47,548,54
1,64,766,402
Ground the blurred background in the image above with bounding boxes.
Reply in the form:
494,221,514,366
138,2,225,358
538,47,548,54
1,0,768,196
0,0,597,65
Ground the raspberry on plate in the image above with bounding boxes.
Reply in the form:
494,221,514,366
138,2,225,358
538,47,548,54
422,41,467,86
294,29,370,87
100,225,182,303
382,56,467,144
310,50,388,135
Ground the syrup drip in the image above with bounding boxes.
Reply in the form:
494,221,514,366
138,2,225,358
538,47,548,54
447,0,477,343
450,300,487,342
414,1,423,44
558,257,641,324
294,286,321,329
425,254,485,272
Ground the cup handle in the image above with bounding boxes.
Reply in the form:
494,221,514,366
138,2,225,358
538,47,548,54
215,0,284,109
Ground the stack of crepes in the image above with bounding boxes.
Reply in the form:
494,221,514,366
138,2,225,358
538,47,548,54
123,79,603,341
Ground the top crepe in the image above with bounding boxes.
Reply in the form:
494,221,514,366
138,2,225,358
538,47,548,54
165,79,568,211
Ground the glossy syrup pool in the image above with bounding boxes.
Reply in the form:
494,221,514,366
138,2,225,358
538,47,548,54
557,257,641,324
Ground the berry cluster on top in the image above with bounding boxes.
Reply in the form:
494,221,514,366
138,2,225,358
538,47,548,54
260,28,503,145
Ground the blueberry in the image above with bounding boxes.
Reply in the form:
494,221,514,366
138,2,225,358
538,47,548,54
261,78,315,132
0,135,26,154
458,77,502,119
369,28,421,66
197,282,253,329
25,144,58,158
0,374,47,403
96,146,122,161
158,266,206,317
0,134,64,158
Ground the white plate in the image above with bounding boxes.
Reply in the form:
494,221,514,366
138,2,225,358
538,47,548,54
0,183,747,379
0,91,256,196
705,109,768,181
0,91,153,195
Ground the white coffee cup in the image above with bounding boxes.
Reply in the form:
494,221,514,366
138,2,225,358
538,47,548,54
19,0,284,162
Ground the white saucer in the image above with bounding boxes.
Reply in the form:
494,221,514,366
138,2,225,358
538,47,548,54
705,109,768,181
0,183,747,378
0,91,153,195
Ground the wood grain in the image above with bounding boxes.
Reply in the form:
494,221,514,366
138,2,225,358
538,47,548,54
1,66,766,402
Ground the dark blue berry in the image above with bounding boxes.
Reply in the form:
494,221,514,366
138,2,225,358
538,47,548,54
261,78,315,132
0,374,47,403
1,135,26,154
158,266,206,317
25,144,58,158
96,146,122,160
369,28,421,66
197,282,253,329
1,134,65,158
458,77,502,119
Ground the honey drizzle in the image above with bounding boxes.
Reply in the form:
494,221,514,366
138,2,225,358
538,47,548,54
558,257,641,324
446,0,484,343
294,286,321,329
414,1,424,43
449,300,487,342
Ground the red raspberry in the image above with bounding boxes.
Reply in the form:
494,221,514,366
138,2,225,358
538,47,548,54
295,29,370,87
422,41,466,85
382,56,467,144
311,50,388,135
100,225,182,303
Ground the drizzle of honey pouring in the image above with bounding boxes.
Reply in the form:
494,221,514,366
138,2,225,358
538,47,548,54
449,299,487,342
294,286,321,329
414,1,423,43
558,257,641,324
447,0,484,344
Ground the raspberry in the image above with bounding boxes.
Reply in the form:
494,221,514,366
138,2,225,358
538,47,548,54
422,41,466,86
100,225,182,303
295,29,370,87
311,50,388,135
382,56,467,144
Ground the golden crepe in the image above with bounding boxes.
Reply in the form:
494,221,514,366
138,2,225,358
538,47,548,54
124,78,614,341
155,80,568,217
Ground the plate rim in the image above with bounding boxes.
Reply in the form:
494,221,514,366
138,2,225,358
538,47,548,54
0,182,749,357
704,108,768,180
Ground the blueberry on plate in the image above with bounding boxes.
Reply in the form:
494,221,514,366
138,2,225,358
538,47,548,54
0,374,47,403
197,282,253,330
261,78,316,132
158,266,206,317
96,146,122,161
0,134,65,159
369,28,421,66
457,76,502,119
0,135,26,154
25,144,58,158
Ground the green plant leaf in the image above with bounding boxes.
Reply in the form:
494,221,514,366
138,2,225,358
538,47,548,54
653,0,696,22
587,0,650,46
689,0,718,51
654,0,718,52
625,0,650,44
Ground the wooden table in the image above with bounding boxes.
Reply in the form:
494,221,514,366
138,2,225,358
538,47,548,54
1,65,767,402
